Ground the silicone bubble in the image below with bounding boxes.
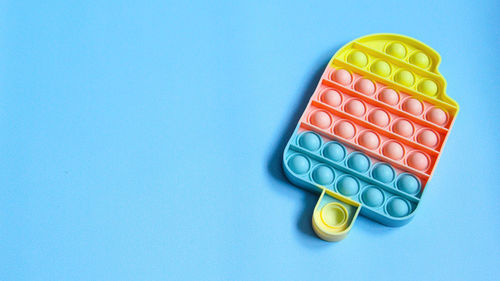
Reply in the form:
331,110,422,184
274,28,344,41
288,154,310,174
321,203,348,228
394,70,415,87
387,197,410,217
370,60,391,77
407,152,429,171
372,163,395,183
392,119,414,137
347,153,370,173
334,120,356,139
417,129,438,147
345,99,366,117
368,109,390,127
402,98,423,115
312,165,335,185
378,88,400,105
410,52,430,68
321,89,343,107
426,107,448,125
310,110,332,129
358,131,380,149
347,50,368,67
354,79,376,95
332,69,352,85
396,174,420,194
386,42,407,58
361,186,384,208
382,141,404,160
323,142,346,162
418,80,438,96
298,132,322,151
337,175,360,196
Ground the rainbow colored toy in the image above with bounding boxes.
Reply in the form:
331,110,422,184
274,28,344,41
283,34,459,241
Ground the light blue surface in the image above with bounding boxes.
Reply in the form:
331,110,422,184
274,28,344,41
1,0,499,280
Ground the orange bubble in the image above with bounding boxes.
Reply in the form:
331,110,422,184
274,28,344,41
354,79,376,95
358,131,380,149
426,107,447,125
417,129,438,147
321,89,342,107
334,121,356,139
310,111,332,129
382,141,404,160
378,88,400,105
345,99,366,117
368,109,390,127
332,69,352,85
392,119,414,137
407,152,429,171
402,98,423,115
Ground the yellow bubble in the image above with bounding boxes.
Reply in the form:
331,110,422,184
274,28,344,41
394,70,415,87
321,203,348,228
418,80,438,96
410,52,430,68
370,60,391,77
386,42,407,59
347,50,368,67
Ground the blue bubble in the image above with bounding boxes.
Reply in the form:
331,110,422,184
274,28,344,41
387,197,410,217
347,153,370,173
287,154,310,174
397,174,420,194
361,186,384,207
336,176,359,196
298,132,321,151
323,142,346,162
312,165,334,185
372,163,395,183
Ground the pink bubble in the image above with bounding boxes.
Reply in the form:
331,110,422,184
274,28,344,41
332,69,352,85
382,141,404,160
358,131,380,149
368,109,390,127
321,89,342,107
407,152,429,170
344,99,366,117
378,88,400,105
334,120,356,139
402,98,423,115
354,79,376,95
392,119,414,137
417,129,438,147
426,107,448,125
310,111,332,129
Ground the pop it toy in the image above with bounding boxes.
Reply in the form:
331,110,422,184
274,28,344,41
282,34,459,241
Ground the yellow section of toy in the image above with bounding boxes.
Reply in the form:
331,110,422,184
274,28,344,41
330,33,459,116
312,187,361,241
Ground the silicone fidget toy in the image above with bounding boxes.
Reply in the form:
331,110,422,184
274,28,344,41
282,34,459,241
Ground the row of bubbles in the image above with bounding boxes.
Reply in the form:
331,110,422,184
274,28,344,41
385,42,432,69
287,151,416,218
340,49,440,98
348,43,432,70
293,132,422,196
319,88,443,148
324,73,449,126
307,110,432,171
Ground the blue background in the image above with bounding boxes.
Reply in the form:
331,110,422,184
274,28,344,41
1,0,499,280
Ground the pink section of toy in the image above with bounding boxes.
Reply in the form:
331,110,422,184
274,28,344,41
295,65,457,190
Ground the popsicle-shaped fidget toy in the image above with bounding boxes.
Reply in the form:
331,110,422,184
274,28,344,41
282,34,459,241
